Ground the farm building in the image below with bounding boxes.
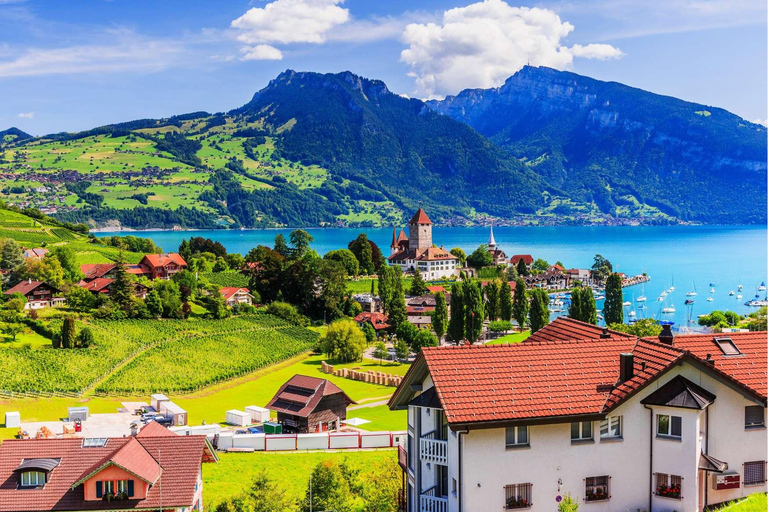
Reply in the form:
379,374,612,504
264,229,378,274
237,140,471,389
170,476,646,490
138,253,188,280
150,394,169,411
78,278,148,299
158,401,187,426
219,287,255,306
266,375,355,433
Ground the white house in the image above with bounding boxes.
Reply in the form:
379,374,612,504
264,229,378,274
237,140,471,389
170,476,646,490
389,209,457,280
389,317,766,512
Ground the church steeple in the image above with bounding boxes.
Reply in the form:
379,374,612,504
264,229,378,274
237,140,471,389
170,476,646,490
488,225,497,251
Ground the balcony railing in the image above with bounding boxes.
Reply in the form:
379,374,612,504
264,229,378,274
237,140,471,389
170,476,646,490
420,494,448,512
398,444,408,470
419,437,448,466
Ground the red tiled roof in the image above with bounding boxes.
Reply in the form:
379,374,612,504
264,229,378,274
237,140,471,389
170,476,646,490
510,254,533,265
125,264,151,275
0,433,214,511
427,285,446,293
398,229,408,242
75,437,160,486
388,246,457,263
354,312,390,330
23,248,49,258
136,420,176,438
648,331,767,399
140,253,187,269
526,317,635,344
219,287,251,301
80,263,116,280
266,374,355,418
3,280,58,296
79,278,113,293
409,208,431,225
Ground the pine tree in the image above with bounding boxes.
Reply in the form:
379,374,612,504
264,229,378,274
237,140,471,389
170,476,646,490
109,251,134,309
499,280,513,321
433,292,448,340
61,317,76,349
464,280,484,343
447,281,465,343
409,268,428,296
603,273,624,325
512,278,528,331
516,258,528,277
529,288,550,333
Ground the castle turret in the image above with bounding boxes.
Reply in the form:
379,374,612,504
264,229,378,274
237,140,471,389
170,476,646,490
408,208,432,252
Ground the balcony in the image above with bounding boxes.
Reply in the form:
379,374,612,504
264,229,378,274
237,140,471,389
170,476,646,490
419,435,448,466
420,494,448,512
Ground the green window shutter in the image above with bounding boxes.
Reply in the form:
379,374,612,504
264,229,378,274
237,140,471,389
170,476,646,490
96,481,103,498
127,480,134,497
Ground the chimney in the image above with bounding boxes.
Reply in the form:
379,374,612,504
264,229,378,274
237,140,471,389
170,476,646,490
600,327,611,339
620,353,634,382
705,354,715,366
658,324,674,345
130,421,140,436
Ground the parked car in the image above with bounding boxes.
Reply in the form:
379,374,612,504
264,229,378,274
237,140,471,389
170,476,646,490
151,415,173,426
140,412,159,423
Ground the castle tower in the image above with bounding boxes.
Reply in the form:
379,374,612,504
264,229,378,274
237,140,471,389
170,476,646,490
390,227,399,256
408,208,432,252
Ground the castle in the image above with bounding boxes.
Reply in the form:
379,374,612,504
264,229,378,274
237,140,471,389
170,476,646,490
387,209,457,280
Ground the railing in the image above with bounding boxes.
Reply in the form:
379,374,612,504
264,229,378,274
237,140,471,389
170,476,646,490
398,444,408,470
420,494,448,512
398,488,407,512
419,437,448,465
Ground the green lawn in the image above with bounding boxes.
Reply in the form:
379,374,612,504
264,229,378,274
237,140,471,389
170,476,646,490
203,450,396,510
713,494,767,512
485,330,531,345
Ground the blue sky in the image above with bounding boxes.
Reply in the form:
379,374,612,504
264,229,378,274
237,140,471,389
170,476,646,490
1,0,765,135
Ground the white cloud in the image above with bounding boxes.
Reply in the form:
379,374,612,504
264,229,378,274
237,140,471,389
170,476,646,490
240,44,284,61
17,112,33,119
400,0,624,99
231,0,349,45
0,39,182,77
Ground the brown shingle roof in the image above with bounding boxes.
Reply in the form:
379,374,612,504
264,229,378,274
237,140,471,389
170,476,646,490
266,374,355,418
80,264,116,281
3,280,59,296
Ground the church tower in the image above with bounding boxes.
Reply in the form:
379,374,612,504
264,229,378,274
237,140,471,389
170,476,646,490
408,208,432,251
488,225,497,251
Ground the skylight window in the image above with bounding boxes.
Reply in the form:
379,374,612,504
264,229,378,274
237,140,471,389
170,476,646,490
82,438,108,448
713,337,741,356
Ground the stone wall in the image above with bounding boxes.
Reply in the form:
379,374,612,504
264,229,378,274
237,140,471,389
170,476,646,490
321,361,403,387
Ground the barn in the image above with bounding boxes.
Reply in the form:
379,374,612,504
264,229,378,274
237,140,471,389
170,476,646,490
266,375,355,433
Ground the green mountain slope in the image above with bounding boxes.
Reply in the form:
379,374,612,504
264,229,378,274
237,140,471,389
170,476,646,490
428,66,767,223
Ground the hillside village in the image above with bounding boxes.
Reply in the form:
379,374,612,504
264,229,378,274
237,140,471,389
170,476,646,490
0,205,762,512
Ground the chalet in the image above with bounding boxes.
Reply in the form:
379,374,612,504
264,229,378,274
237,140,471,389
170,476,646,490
4,280,65,309
389,210,458,280
407,294,450,317
137,253,187,280
352,293,382,313
389,317,766,512
219,287,254,306
78,278,149,299
510,254,533,269
354,311,390,331
407,316,432,330
0,421,217,512
487,226,508,266
266,375,356,433
566,268,592,285
80,263,117,282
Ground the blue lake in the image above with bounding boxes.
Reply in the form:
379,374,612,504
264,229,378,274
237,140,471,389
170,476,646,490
97,225,767,326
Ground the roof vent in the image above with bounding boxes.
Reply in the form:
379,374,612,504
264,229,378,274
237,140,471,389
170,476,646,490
705,353,715,366
658,324,674,345
600,328,611,339
619,353,634,382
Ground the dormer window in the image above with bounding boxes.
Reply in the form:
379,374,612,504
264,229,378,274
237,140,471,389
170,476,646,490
713,337,741,356
14,458,60,488
20,471,46,487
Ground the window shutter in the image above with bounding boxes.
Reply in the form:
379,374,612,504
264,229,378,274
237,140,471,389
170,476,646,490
127,480,134,497
96,481,103,498
746,406,765,427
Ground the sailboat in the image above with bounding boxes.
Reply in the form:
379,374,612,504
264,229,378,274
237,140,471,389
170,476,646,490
738,282,743,292
662,304,676,314
729,290,735,296
759,282,767,292
637,281,646,302
686,281,697,297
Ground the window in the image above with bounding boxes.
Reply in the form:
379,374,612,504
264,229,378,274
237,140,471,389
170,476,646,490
745,406,765,428
82,438,108,448
657,414,682,438
504,483,532,509
571,421,593,441
714,337,741,356
744,461,767,485
452,477,457,496
505,426,529,448
585,476,610,502
20,471,45,487
116,480,134,496
600,416,622,439
655,473,682,499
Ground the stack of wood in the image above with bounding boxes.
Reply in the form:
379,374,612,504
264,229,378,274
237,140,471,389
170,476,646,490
62,424,75,435
36,426,56,439
16,429,30,439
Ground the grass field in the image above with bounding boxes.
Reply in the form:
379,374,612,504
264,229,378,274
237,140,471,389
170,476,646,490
203,450,397,510
485,330,531,345
713,494,767,512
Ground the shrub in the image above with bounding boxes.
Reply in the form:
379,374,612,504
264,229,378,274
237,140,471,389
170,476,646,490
489,320,513,332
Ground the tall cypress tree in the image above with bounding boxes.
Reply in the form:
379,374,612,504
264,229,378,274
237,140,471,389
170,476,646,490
433,292,448,340
61,317,76,349
569,284,584,321
109,251,134,310
485,280,499,321
529,288,550,333
517,258,528,277
499,280,513,321
388,267,407,329
581,288,598,325
447,281,465,343
377,266,393,314
512,278,528,332
603,273,624,325
464,280,484,343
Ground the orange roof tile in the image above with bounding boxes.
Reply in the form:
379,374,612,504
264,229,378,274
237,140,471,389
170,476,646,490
409,208,432,225
526,317,635,343
140,253,187,269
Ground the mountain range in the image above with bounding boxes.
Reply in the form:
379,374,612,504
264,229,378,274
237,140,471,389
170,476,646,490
0,66,764,229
